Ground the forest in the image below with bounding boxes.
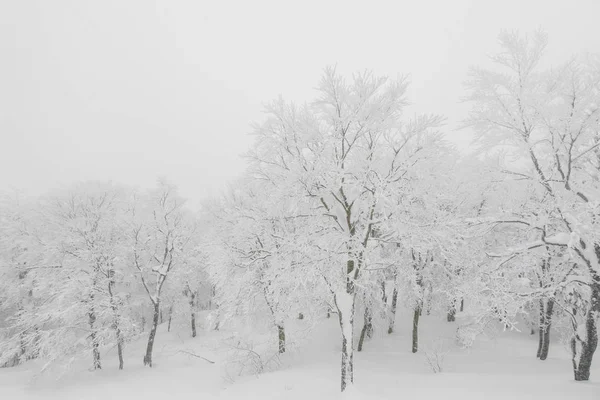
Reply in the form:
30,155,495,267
1,30,600,397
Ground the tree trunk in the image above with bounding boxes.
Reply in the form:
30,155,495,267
112,318,124,371
143,301,160,367
115,331,124,370
381,280,387,304
168,305,173,333
190,292,197,338
572,284,599,381
460,298,464,312
357,305,373,352
277,324,286,354
108,271,124,370
537,298,555,361
337,292,355,392
447,299,457,322
412,303,421,354
191,311,197,338
572,311,598,381
537,299,544,358
336,257,356,393
88,307,101,370
366,312,373,339
387,284,399,334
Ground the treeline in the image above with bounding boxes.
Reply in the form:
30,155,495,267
0,180,209,370
1,31,599,392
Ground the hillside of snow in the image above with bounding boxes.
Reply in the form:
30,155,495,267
1,309,598,399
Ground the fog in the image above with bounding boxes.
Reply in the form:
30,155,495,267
1,0,598,207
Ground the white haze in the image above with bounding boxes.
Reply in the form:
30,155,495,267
1,0,599,207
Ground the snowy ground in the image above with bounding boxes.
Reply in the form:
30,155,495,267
1,311,599,399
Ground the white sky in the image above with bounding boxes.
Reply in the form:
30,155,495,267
1,0,599,208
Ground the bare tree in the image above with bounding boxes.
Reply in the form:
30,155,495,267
129,181,197,367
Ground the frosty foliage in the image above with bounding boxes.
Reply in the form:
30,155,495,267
0,181,203,371
0,31,599,392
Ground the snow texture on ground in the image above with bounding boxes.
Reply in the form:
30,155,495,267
1,311,598,399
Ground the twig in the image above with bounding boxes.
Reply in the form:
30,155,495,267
177,350,215,364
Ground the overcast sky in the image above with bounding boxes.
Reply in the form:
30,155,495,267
1,0,599,208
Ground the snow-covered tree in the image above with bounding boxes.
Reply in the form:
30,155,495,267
0,182,136,371
204,177,322,357
248,67,445,391
465,30,600,380
126,180,198,367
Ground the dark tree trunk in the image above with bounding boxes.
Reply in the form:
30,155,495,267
277,325,286,354
167,305,173,333
108,271,124,370
357,305,373,352
381,280,387,305
143,302,160,367
88,307,101,370
539,299,554,361
537,298,555,360
213,307,220,331
572,311,598,380
112,321,124,370
387,284,399,334
572,284,599,381
160,309,163,324
447,299,457,322
116,332,124,370
412,304,421,354
190,292,197,338
460,298,464,312
191,312,196,338
537,299,544,358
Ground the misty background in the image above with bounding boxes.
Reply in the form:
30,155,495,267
1,0,599,208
